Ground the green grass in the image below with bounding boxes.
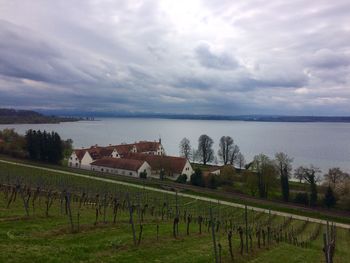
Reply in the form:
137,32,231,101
1,156,349,225
3,195,348,263
0,160,350,262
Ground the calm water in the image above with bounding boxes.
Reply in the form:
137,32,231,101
1,118,350,173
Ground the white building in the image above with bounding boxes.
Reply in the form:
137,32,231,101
68,140,165,170
90,158,151,178
124,153,193,181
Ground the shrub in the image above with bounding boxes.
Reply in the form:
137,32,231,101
294,192,309,205
324,186,336,208
190,168,205,187
176,174,187,184
139,170,147,179
206,174,221,189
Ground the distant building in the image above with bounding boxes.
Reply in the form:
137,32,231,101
68,149,86,168
68,139,165,170
125,153,193,181
90,158,151,178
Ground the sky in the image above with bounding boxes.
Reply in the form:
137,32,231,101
0,0,350,116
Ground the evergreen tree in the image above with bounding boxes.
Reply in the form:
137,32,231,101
324,186,336,208
309,179,318,206
190,168,205,187
24,129,65,164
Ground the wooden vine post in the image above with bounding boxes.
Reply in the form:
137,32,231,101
323,221,336,263
210,207,219,263
245,205,248,253
126,193,137,246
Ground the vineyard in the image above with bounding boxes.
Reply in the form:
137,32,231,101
0,162,349,263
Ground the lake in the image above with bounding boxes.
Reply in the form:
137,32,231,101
1,118,349,173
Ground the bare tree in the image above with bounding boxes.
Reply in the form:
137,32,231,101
295,165,321,184
251,154,278,198
235,152,245,170
179,137,192,160
294,166,305,183
294,165,321,206
197,134,214,165
191,149,198,163
229,145,240,165
324,167,349,189
275,152,293,202
218,136,233,165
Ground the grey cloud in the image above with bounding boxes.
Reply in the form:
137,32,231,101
307,49,350,69
195,43,239,70
0,0,350,115
0,21,101,85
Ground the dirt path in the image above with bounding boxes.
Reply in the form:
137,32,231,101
1,159,349,229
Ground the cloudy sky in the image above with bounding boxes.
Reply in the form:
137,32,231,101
1,0,350,115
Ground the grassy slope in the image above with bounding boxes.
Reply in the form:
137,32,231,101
1,194,349,262
1,156,349,225
0,161,350,262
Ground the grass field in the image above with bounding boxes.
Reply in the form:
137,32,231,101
0,161,349,262
1,155,349,225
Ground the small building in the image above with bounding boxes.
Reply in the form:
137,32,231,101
208,166,221,175
134,140,165,155
90,158,151,178
69,145,117,169
125,153,193,181
68,149,86,168
69,140,165,169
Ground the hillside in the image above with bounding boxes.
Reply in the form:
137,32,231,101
0,108,80,124
0,160,349,262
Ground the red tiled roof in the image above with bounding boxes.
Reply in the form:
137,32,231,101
124,153,187,174
91,157,145,171
73,140,162,161
114,144,134,155
74,149,86,161
134,141,160,152
73,146,114,161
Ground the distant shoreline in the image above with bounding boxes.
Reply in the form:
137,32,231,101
3,107,350,123
0,108,81,124
76,114,350,123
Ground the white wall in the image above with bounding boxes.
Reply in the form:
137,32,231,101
81,152,93,170
91,165,138,178
68,152,81,168
157,144,165,155
111,149,121,158
181,160,194,181
137,162,152,178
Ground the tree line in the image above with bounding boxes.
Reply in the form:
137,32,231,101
179,135,245,167
0,128,72,164
179,135,350,210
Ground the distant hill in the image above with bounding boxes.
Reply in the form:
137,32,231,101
0,108,81,124
56,111,350,123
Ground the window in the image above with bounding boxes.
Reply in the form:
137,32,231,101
69,162,72,166
129,172,132,175
70,157,72,160
75,163,78,167
101,168,104,172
